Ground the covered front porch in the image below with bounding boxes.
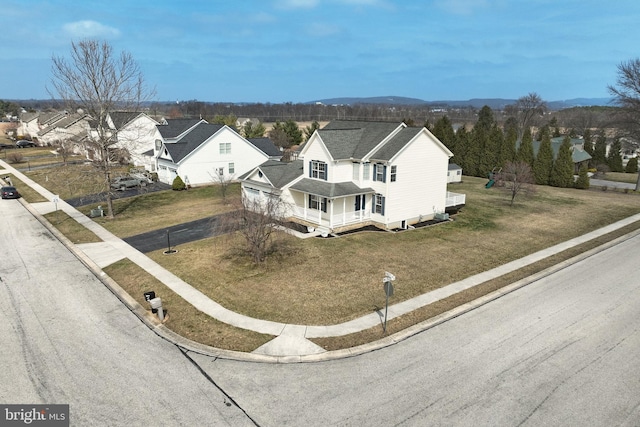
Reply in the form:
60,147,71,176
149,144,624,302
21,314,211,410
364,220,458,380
289,179,375,231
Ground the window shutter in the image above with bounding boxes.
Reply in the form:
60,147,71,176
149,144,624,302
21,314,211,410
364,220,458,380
323,164,327,181
373,164,377,182
383,165,387,183
322,198,327,213
309,161,312,178
308,194,312,206
381,196,386,215
362,194,366,210
355,195,360,211
372,195,376,213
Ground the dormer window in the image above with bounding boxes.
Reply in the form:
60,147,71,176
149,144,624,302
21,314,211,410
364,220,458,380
309,160,327,180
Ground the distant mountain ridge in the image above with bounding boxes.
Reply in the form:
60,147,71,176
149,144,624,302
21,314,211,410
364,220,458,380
311,96,613,110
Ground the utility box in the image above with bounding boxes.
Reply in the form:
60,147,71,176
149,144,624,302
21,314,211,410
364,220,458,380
149,297,165,321
90,206,104,218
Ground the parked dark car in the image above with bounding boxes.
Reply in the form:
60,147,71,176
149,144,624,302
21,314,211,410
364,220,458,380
0,143,14,149
16,140,36,148
1,186,20,199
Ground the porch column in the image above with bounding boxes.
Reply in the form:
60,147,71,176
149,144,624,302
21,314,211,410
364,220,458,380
344,198,348,225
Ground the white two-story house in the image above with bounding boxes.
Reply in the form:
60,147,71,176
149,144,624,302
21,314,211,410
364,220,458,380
155,120,280,186
241,120,465,233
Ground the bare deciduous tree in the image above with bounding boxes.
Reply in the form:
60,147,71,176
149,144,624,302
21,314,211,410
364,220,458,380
608,58,640,190
502,161,535,206
217,190,289,264
505,92,547,141
49,39,154,218
210,167,234,202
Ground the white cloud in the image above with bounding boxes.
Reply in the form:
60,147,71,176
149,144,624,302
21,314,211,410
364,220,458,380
275,0,320,9
63,20,121,38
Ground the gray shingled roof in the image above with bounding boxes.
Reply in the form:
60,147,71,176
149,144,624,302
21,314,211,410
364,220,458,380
319,120,402,160
370,127,422,161
527,138,593,163
290,178,374,198
247,137,282,157
242,160,304,188
163,122,224,163
157,119,203,139
109,112,144,130
448,162,461,170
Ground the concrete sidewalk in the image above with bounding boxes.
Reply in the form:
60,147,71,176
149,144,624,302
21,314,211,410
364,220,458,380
3,160,640,362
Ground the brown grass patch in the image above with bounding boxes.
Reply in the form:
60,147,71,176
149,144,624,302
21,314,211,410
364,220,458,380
146,178,640,329
103,259,274,351
43,210,102,244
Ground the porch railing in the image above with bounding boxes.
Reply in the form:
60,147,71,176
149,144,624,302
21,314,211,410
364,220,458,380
446,191,466,207
292,206,370,228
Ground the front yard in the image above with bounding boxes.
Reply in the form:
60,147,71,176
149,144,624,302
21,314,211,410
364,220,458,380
20,162,640,351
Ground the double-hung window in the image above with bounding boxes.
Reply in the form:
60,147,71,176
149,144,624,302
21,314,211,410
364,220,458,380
228,162,235,174
373,193,385,215
220,142,231,154
363,163,370,180
373,163,386,182
390,165,397,182
309,194,327,212
309,160,327,180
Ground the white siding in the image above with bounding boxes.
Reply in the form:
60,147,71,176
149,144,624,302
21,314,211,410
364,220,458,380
384,131,450,226
176,128,268,186
115,115,161,167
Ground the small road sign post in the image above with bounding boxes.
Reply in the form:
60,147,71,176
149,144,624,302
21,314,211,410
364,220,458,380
382,271,396,333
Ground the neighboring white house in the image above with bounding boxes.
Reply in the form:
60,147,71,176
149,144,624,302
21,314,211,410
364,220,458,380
241,120,466,233
447,163,463,183
37,113,92,146
155,121,278,186
107,112,160,169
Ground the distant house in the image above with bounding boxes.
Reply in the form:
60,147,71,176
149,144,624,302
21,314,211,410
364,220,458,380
447,163,463,183
240,120,465,233
528,137,592,172
37,113,92,147
107,112,160,169
155,120,279,187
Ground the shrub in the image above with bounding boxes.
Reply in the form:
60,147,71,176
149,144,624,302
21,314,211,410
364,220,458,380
6,152,24,164
172,175,186,191
574,165,590,189
625,157,638,173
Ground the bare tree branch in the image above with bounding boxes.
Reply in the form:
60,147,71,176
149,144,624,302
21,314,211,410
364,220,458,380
48,39,155,218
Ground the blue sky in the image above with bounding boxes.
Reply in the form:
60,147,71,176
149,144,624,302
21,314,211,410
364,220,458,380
2,0,639,104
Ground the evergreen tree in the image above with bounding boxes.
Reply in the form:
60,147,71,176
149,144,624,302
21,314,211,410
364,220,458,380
472,106,497,177
432,116,456,153
516,127,535,167
533,128,554,185
583,128,593,158
489,124,504,169
465,130,482,177
550,136,575,187
593,132,607,167
549,117,561,137
454,125,469,172
502,117,518,164
625,156,638,173
574,164,590,189
607,138,624,172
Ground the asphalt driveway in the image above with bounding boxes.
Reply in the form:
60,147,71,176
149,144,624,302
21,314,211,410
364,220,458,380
65,182,172,207
123,212,236,253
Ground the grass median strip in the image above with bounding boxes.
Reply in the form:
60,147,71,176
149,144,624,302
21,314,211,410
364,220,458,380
103,259,275,352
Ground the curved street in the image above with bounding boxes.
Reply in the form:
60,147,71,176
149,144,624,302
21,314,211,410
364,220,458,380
1,187,640,425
